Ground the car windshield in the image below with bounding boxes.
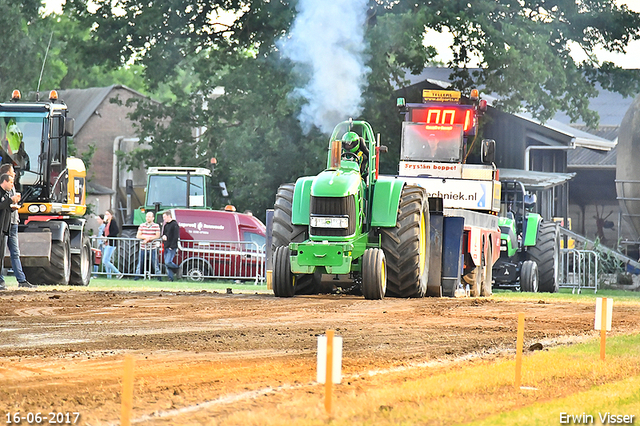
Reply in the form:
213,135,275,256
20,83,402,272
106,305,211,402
401,122,463,162
147,175,206,207
0,113,44,172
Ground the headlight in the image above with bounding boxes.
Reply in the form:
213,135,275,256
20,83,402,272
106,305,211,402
28,205,40,213
310,216,349,229
39,205,47,212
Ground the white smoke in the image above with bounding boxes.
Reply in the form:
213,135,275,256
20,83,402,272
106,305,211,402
279,0,371,134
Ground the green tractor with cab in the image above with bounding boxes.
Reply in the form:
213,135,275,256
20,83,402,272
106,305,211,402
271,120,429,299
492,180,560,293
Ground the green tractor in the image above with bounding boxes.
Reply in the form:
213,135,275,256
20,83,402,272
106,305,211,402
271,120,430,299
492,180,560,292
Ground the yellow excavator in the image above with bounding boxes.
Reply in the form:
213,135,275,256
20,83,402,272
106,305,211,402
0,89,91,285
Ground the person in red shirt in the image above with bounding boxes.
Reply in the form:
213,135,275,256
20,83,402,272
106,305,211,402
135,211,161,280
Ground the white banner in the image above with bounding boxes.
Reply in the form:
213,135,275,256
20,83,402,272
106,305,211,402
404,177,495,210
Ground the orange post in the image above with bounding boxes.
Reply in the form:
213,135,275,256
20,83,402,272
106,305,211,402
325,329,334,414
600,298,607,361
515,313,524,389
121,355,135,426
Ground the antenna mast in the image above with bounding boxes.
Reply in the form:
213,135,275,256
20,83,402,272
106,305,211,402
36,32,54,102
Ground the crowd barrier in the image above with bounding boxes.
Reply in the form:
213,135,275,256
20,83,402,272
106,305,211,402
559,248,599,293
90,236,266,283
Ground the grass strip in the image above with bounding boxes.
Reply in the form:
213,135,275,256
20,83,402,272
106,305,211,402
219,333,640,426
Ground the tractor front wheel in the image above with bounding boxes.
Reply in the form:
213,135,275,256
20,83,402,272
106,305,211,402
24,229,71,285
527,222,559,293
520,260,539,292
362,248,386,300
273,246,295,298
272,183,321,295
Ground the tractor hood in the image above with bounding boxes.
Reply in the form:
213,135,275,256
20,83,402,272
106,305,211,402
311,166,362,198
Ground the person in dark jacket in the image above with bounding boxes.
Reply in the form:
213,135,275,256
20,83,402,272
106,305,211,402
161,211,180,281
102,209,123,279
0,163,35,288
0,173,20,290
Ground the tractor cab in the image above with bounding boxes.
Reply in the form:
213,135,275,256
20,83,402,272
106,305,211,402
0,89,84,216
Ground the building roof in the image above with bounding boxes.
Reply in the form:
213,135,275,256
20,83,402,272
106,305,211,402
56,85,149,134
499,168,575,190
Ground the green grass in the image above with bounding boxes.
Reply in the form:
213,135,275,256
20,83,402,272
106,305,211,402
3,275,269,293
493,287,640,303
6,273,639,299
467,333,640,426
222,332,640,425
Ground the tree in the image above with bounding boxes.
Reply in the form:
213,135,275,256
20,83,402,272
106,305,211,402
0,0,58,100
64,0,640,217
387,0,640,128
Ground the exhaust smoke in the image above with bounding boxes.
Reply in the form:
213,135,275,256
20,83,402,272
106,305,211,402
279,0,370,134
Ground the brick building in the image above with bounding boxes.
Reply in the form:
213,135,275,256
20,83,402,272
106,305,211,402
57,85,153,224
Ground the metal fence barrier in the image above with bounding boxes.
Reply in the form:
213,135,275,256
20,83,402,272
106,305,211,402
559,248,599,294
90,236,266,283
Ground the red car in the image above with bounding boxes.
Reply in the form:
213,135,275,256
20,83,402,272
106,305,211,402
166,208,266,282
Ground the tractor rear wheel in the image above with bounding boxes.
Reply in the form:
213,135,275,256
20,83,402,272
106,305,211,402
527,222,559,293
381,185,429,298
362,248,386,300
520,260,539,292
69,236,92,286
273,246,295,297
272,183,321,295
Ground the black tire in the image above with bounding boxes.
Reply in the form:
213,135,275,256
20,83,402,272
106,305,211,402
362,248,386,300
381,185,429,298
118,227,139,276
69,235,92,286
23,228,71,285
272,183,320,295
481,242,493,297
182,259,211,282
273,183,308,248
527,222,559,293
520,260,539,292
273,246,295,297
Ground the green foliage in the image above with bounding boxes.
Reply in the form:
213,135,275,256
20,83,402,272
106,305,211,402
56,0,640,217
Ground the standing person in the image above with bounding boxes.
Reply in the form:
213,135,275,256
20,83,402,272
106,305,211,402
0,173,21,290
102,209,122,279
93,214,105,276
135,211,161,280
0,163,35,288
161,211,180,281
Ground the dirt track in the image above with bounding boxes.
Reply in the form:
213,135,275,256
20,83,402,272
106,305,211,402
1,289,639,425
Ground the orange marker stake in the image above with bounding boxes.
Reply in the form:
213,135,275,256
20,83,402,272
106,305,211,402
600,298,607,361
121,355,135,426
515,313,524,389
325,329,334,414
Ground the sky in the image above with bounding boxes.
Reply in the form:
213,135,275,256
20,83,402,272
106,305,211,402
43,0,640,69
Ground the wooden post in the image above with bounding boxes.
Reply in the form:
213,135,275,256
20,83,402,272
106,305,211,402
121,355,135,426
600,298,607,361
325,329,334,414
515,313,524,389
